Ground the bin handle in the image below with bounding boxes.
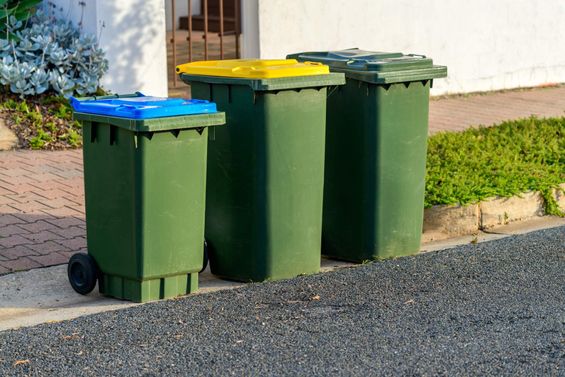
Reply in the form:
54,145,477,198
407,54,427,59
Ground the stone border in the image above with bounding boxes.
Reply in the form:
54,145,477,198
0,117,17,151
423,183,565,242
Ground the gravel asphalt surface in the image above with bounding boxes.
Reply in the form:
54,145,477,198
0,226,564,376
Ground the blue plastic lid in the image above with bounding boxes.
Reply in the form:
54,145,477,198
70,93,217,119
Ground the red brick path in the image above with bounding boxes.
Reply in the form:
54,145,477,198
0,150,85,274
0,86,564,275
429,86,565,133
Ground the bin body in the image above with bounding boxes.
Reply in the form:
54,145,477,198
289,49,447,262
73,94,225,301
177,60,345,281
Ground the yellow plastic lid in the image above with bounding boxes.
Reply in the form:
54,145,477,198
176,59,329,79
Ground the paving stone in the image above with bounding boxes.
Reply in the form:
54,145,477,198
49,226,86,239
40,197,75,209
0,168,31,178
11,211,55,222
0,224,28,237
52,169,84,179
54,237,87,251
0,204,18,214
4,192,50,204
0,214,26,226
43,206,84,218
46,216,85,229
0,234,33,248
27,240,69,254
0,182,36,194
8,200,48,213
30,180,74,192
0,245,37,259
34,189,76,200
28,252,69,267
26,172,62,182
1,256,42,272
22,230,64,243
0,195,15,205
14,220,57,233
0,186,16,195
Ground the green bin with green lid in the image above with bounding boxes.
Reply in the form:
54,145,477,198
288,49,447,262
68,93,225,302
177,59,345,282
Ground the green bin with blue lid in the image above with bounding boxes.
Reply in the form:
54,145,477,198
68,93,225,302
288,49,447,262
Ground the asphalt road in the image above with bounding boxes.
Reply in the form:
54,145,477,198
1,226,564,376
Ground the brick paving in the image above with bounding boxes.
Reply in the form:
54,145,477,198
0,85,564,275
0,149,85,274
429,85,565,133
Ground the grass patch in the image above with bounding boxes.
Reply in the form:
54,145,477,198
0,93,82,150
425,116,565,215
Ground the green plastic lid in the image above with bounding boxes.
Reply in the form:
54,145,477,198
287,48,447,84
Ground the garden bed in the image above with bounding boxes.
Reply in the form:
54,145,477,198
426,116,564,215
0,93,81,150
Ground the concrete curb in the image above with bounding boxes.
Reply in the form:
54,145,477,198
423,183,565,242
0,117,18,151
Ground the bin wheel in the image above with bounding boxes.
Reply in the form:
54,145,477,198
201,240,210,273
68,253,97,295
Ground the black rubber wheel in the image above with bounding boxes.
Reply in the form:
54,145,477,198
68,253,97,295
201,240,210,273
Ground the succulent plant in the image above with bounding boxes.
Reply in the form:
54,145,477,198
0,10,108,97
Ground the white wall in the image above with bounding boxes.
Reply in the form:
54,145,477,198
240,0,259,58
45,0,168,97
249,0,565,95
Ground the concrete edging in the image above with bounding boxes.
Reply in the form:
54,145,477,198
423,183,565,242
0,117,18,151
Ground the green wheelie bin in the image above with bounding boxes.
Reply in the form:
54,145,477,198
288,49,447,262
68,93,225,302
176,59,345,282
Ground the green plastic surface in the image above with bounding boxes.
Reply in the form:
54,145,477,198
77,113,225,302
183,76,342,282
179,72,344,91
73,111,225,132
288,49,447,84
321,78,432,262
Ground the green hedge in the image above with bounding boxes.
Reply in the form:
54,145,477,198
425,116,564,215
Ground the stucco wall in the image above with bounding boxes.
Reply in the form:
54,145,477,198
45,0,168,97
245,0,565,95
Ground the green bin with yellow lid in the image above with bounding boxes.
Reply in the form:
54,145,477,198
177,59,344,282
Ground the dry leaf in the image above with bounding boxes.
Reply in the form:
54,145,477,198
311,295,321,301
62,332,80,340
404,299,415,304
13,359,30,367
